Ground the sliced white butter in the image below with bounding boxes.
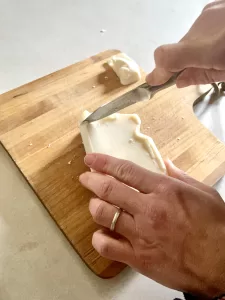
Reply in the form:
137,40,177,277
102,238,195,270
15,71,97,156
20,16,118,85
80,111,166,174
108,53,141,85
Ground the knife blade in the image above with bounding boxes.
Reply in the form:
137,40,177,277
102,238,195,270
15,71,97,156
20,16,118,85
82,72,181,123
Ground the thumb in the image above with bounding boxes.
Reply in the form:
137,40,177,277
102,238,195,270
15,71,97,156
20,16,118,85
165,159,213,194
154,39,214,72
176,67,225,87
146,67,173,86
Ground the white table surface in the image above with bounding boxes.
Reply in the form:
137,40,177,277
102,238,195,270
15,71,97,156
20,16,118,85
1,1,225,299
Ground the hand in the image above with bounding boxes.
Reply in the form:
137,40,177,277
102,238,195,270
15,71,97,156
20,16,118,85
146,1,225,87
80,153,225,298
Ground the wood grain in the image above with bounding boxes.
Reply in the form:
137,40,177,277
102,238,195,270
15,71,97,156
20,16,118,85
1,50,225,278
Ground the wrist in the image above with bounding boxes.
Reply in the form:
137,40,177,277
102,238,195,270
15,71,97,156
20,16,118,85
199,225,225,299
187,229,225,299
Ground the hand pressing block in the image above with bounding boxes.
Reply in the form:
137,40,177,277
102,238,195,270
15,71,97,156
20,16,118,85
80,111,166,174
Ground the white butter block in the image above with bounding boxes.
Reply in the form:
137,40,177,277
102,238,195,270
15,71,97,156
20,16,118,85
108,53,141,85
80,111,166,174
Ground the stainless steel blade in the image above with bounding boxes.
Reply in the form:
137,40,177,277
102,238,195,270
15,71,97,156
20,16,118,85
82,85,150,123
82,72,182,123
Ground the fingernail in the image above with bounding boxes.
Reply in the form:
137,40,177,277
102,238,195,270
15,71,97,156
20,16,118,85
146,73,153,84
147,68,173,86
166,158,172,164
84,154,95,166
165,158,176,169
79,173,85,182
89,198,99,216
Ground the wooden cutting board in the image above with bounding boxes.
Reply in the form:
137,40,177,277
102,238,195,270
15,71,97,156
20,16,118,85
1,49,225,278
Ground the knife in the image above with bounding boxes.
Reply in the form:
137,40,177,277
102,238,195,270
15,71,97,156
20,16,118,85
82,72,181,123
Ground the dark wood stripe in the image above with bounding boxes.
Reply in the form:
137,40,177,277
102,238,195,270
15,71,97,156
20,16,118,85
0,99,55,136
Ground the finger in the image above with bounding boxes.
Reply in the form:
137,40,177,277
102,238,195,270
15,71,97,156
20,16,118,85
176,68,225,87
203,1,225,12
89,198,135,239
92,229,134,263
80,171,142,214
83,153,164,194
146,67,173,86
165,159,214,194
154,40,215,72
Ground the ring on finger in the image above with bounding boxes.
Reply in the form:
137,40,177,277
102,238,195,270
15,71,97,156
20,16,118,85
110,207,122,231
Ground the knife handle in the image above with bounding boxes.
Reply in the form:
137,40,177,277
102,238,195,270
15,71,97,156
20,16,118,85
140,71,183,97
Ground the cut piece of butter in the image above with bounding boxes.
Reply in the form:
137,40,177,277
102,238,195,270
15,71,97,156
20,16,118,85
108,53,141,85
80,111,166,174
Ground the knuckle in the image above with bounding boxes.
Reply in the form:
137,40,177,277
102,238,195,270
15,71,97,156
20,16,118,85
202,70,213,84
154,177,171,194
99,179,114,199
100,155,108,171
154,45,172,69
179,171,194,184
203,2,216,12
154,46,166,66
148,202,168,228
92,202,105,223
116,162,135,181
210,188,222,200
154,45,164,59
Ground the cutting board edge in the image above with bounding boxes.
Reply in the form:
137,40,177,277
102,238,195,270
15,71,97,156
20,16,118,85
0,141,127,278
0,49,122,100
1,49,225,279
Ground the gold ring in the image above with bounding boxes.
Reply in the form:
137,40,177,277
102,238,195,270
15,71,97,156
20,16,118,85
110,207,122,231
